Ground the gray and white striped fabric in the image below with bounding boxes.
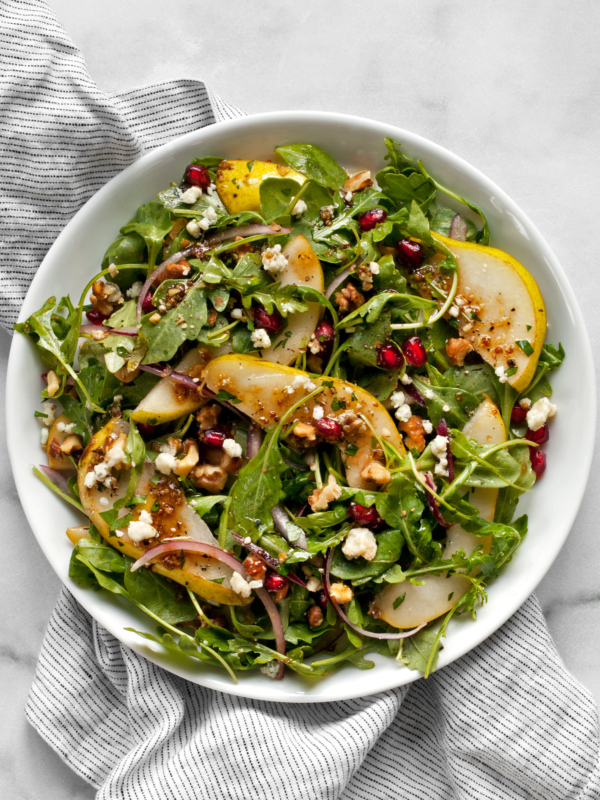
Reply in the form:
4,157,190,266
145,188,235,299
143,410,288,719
3,1,600,798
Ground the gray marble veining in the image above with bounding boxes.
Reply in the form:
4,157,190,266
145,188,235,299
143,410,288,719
2,1,600,796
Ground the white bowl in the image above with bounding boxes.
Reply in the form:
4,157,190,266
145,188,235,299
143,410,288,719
7,112,595,703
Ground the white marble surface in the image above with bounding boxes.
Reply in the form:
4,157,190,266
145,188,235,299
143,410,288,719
3,0,600,796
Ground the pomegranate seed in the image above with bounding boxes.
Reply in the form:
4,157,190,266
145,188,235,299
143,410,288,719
377,343,404,370
530,448,546,478
264,572,288,593
203,429,227,447
511,404,528,425
253,304,283,333
86,308,109,325
526,424,549,445
358,208,387,233
137,423,156,439
314,416,343,440
183,164,211,189
315,320,335,344
141,287,155,314
348,502,385,530
397,239,424,270
401,336,428,367
316,591,328,610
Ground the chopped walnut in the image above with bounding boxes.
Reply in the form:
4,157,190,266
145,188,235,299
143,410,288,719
243,554,267,580
196,404,221,431
398,415,426,453
89,280,123,316
308,474,342,512
446,337,474,366
190,464,228,493
293,422,318,441
46,370,60,398
60,434,83,454
174,440,199,477
342,170,373,193
356,261,377,291
151,259,191,287
207,309,218,326
329,583,354,604
220,450,243,474
336,410,365,435
319,205,335,224
361,461,392,485
273,583,289,602
334,283,365,314
307,605,324,628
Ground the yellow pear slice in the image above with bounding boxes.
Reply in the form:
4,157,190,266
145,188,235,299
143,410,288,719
433,233,546,392
371,397,504,628
77,417,248,605
216,159,306,215
263,235,324,366
202,354,405,488
131,348,211,425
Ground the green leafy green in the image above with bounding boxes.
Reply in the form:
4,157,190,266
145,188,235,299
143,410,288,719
120,201,172,270
275,143,347,190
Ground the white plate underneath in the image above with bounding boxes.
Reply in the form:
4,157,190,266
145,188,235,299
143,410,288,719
7,111,595,702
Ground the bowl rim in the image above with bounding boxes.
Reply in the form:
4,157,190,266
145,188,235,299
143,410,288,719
7,110,596,703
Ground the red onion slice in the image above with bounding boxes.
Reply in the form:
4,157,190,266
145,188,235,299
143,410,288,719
246,422,263,460
230,532,306,588
436,418,454,482
80,324,139,337
403,382,427,407
131,539,287,679
138,363,200,391
449,214,468,241
323,549,426,640
39,465,74,495
204,224,290,248
325,266,352,300
423,472,451,529
272,503,308,551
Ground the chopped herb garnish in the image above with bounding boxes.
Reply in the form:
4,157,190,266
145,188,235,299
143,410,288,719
516,339,534,356
393,593,406,609
215,389,242,404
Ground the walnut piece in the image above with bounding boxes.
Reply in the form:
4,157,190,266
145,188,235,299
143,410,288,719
334,283,365,314
336,410,365,435
446,337,474,366
60,434,83,454
342,170,373,193
46,370,60,398
174,441,199,478
292,422,318,441
307,605,324,628
398,415,426,453
243,554,267,580
360,461,392,485
89,280,122,316
308,474,342,512
190,464,228,493
197,404,221,431
329,583,354,604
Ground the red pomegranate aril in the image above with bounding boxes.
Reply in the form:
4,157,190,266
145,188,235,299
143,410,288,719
348,502,385,529
316,591,328,610
358,208,388,233
183,164,211,189
315,320,335,343
526,424,549,445
397,239,424,270
377,343,404,370
141,287,155,314
530,448,546,478
203,429,227,447
86,308,109,325
402,336,428,367
314,416,343,440
511,404,529,425
253,305,283,333
137,423,156,439
264,572,289,593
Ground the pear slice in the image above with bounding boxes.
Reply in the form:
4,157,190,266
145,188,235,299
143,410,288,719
433,233,546,392
202,354,405,488
77,417,248,605
371,397,504,629
131,348,211,425
216,159,306,215
263,235,324,366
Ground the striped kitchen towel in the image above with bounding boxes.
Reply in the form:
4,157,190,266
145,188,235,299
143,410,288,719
2,1,600,798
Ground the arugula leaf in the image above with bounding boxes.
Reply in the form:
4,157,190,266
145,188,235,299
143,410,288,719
102,231,146,269
401,624,442,672
494,445,535,524
313,188,386,243
189,495,228,518
406,200,433,244
412,373,479,429
275,143,347,190
124,567,196,624
331,529,403,583
120,201,172,270
346,309,392,368
429,206,478,241
140,283,207,363
260,177,302,222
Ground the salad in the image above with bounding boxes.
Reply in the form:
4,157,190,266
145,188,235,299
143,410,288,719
17,139,564,683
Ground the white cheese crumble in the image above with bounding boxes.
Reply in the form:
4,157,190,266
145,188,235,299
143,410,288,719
520,397,532,409
422,420,433,434
186,219,201,238
250,328,271,349
231,308,244,319
369,261,380,275
230,571,263,598
56,421,75,434
128,510,159,543
442,404,450,413
104,282,122,303
155,452,179,474
292,374,316,392
312,406,324,421
448,306,459,318
431,434,450,477
126,281,143,299
292,199,308,216
526,397,557,431
204,206,218,222
198,217,211,232
306,576,323,592
308,334,321,355
424,388,434,400
400,373,413,385
261,244,288,275
108,263,118,278
342,528,378,561
395,404,412,423
390,390,405,408
40,428,48,445
223,438,242,458
180,185,203,204
41,402,56,427
344,191,353,202
495,365,508,384
98,496,109,507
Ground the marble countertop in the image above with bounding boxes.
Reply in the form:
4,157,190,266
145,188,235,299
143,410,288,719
3,1,600,796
